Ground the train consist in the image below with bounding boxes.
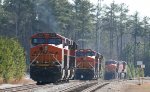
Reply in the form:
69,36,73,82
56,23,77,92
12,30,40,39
75,49,103,80
29,32,127,83
30,33,77,83
104,60,127,80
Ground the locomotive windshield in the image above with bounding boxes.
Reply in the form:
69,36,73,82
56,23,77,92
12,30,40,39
47,38,62,45
76,51,95,57
105,61,117,65
32,38,46,44
86,51,95,56
76,51,85,57
31,38,62,45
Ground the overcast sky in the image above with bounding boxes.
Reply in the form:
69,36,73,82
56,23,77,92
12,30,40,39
90,0,150,18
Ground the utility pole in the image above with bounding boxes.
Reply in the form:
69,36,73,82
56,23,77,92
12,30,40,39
120,4,123,60
134,12,138,66
95,0,102,52
15,0,20,38
109,0,115,59
35,2,40,33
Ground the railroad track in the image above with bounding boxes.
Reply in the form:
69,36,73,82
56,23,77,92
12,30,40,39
57,79,125,92
83,79,126,92
0,83,55,92
55,80,109,92
58,81,97,92
0,80,80,92
0,80,111,92
81,82,109,92
0,83,39,92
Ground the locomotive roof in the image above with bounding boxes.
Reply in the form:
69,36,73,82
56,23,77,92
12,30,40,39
77,49,95,52
31,33,75,45
77,49,101,55
31,33,65,39
106,60,117,62
106,60,127,64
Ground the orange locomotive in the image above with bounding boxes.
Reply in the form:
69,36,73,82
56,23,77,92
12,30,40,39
104,60,118,80
30,33,77,83
75,49,103,80
104,60,127,80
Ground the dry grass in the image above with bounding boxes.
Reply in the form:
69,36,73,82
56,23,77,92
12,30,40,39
0,77,3,84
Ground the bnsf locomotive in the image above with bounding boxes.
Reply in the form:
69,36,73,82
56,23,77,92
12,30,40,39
75,49,103,80
104,60,127,80
30,33,77,83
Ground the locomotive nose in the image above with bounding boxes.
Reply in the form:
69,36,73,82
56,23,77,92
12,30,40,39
106,64,117,71
81,57,86,61
39,45,48,52
39,46,43,51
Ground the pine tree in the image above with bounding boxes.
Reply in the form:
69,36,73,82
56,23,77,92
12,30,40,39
0,37,26,83
72,0,95,49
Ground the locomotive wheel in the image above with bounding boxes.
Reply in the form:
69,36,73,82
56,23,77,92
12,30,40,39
36,81,42,85
36,81,49,85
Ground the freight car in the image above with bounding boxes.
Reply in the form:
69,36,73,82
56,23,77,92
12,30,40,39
104,60,127,80
75,49,103,80
30,33,77,83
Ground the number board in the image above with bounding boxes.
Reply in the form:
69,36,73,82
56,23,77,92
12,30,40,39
49,33,57,37
37,33,45,37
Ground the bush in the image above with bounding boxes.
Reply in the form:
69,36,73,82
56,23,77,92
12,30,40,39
127,62,144,79
0,37,26,83
127,62,136,79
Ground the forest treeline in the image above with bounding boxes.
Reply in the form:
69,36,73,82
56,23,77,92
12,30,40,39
0,0,150,76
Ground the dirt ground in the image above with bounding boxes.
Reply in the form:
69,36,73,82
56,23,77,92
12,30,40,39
125,83,150,92
0,76,35,85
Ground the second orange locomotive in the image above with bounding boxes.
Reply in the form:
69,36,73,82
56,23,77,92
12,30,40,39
75,49,103,80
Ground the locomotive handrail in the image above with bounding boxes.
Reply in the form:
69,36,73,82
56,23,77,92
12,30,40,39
88,62,94,68
76,62,81,67
30,52,42,66
30,51,61,66
51,54,61,65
